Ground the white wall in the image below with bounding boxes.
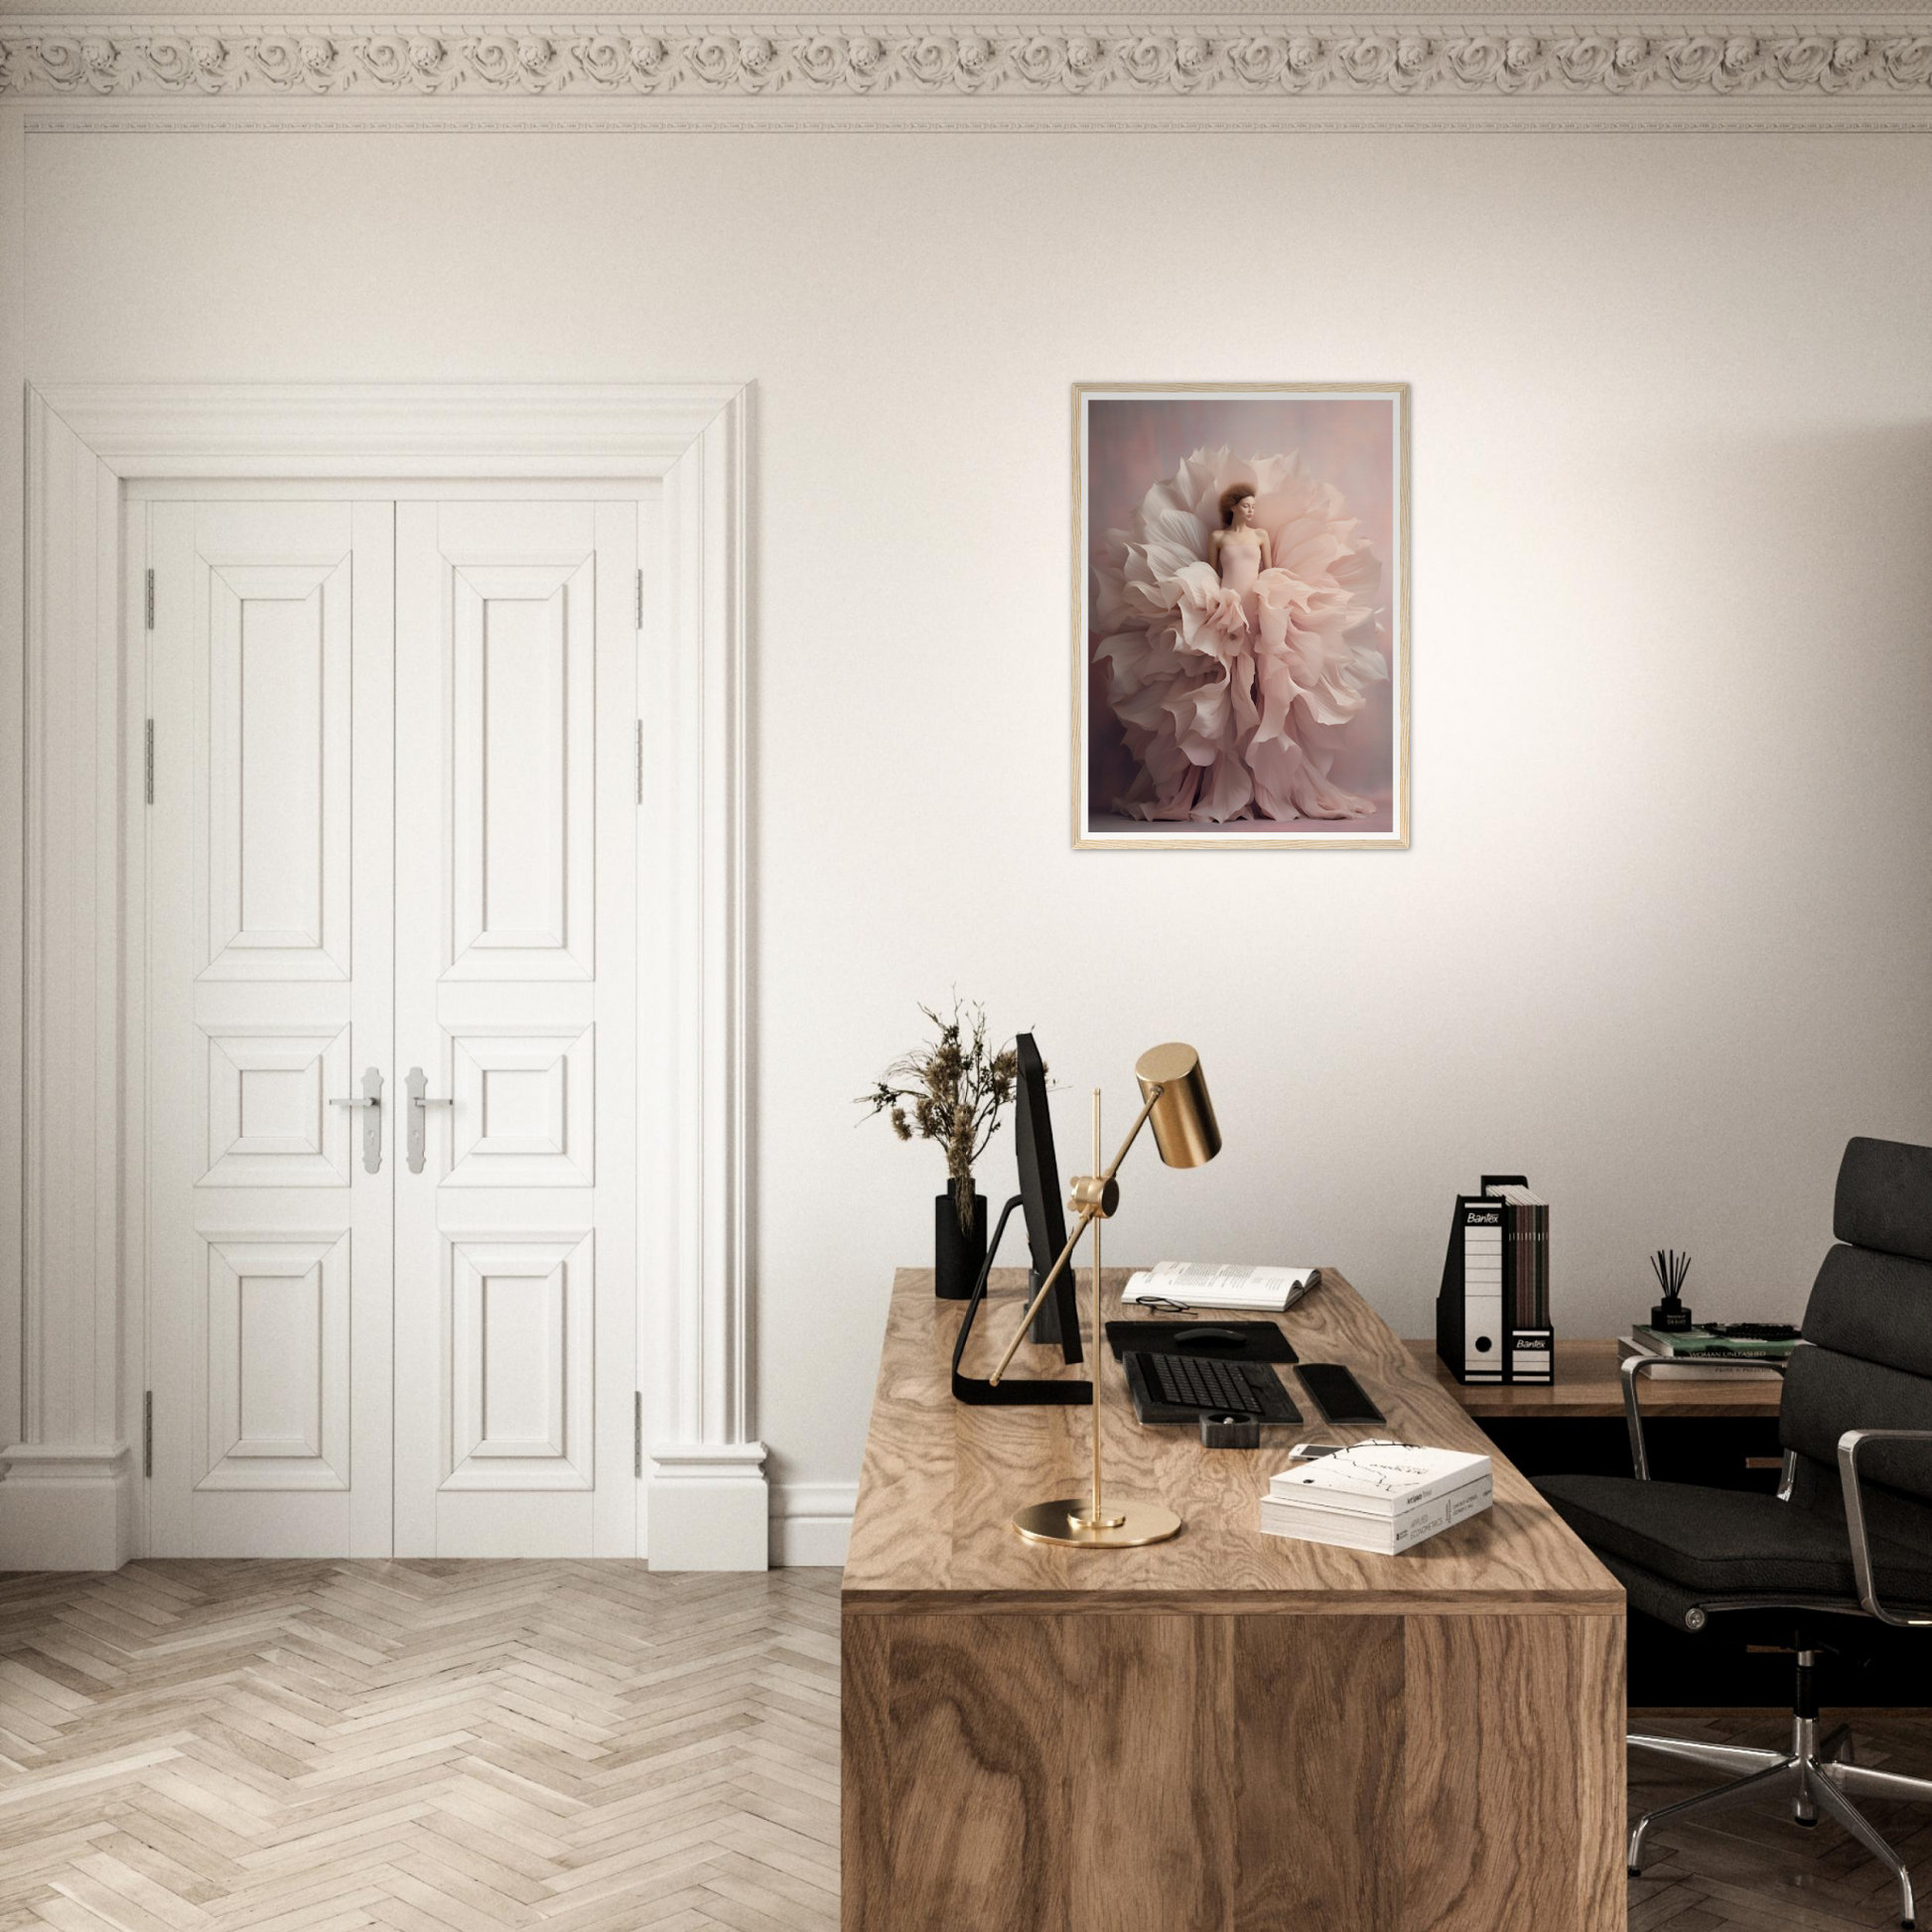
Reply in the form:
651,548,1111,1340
21,127,1932,1540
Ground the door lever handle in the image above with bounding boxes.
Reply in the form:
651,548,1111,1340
405,1066,454,1175
329,1066,385,1174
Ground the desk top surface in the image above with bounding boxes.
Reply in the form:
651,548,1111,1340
843,1268,1621,1615
1408,1337,1785,1419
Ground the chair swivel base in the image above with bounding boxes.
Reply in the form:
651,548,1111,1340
1629,1716,1930,1929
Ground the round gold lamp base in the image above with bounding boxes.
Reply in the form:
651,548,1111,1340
1012,1497,1183,1549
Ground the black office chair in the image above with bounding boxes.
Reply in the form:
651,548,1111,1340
1537,1136,1932,1930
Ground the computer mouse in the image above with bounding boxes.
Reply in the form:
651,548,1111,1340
1175,1326,1247,1350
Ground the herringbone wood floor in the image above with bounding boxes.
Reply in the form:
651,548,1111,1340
0,1562,840,1932
4,1562,1932,1929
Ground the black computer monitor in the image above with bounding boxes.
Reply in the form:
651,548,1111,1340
1013,1034,1083,1364
948,1033,1091,1405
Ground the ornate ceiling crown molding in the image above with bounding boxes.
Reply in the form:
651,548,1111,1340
3,16,1930,116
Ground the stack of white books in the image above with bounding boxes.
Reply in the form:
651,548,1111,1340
1259,1442,1494,1556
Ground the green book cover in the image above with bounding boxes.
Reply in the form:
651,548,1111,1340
1632,1325,1798,1360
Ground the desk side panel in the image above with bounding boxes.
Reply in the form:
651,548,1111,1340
841,1612,891,1932
1068,1614,1234,1932
842,1602,1623,1932
1402,1611,1625,1932
1233,1613,1405,1931
847,1609,1072,1932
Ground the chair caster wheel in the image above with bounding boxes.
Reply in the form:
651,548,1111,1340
1627,1868,1641,1878
1795,1816,1818,1829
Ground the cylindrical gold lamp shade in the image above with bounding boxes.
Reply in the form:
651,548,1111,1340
1134,1042,1221,1170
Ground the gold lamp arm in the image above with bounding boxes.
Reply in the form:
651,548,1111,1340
983,1206,1096,1389
985,1085,1164,1387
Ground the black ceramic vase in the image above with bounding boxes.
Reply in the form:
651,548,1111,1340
934,1185,988,1300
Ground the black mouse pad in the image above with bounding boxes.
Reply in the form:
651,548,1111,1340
1104,1319,1298,1364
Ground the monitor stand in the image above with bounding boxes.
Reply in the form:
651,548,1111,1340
1030,1269,1071,1346
951,1195,1092,1407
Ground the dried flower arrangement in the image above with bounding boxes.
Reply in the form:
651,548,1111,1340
860,998,1021,1233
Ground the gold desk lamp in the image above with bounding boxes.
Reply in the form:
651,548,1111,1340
986,1042,1221,1549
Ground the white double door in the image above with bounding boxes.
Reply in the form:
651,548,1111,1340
147,495,638,1557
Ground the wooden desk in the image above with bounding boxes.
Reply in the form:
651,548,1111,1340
843,1269,1625,1932
1407,1337,1783,1419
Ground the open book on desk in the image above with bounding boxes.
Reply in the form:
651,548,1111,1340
1122,1261,1320,1313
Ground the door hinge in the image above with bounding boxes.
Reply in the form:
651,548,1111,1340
634,721,644,806
143,1391,153,1477
633,1392,643,1479
144,569,155,630
635,567,644,631
144,720,155,804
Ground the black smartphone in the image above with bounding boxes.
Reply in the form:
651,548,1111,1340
1296,1363,1385,1426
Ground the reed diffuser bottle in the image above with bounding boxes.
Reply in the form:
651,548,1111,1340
1650,1249,1694,1332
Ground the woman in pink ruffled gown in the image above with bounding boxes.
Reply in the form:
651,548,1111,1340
1093,449,1390,823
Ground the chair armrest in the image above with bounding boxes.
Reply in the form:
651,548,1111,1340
1838,1429,1932,1627
1621,1351,1788,1481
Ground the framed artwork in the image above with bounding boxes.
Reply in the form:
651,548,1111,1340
1074,382,1409,850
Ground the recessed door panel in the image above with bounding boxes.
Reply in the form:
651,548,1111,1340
446,1232,593,1487
200,1232,350,1490
203,561,352,980
446,1026,594,1187
201,1024,352,1186
450,565,594,978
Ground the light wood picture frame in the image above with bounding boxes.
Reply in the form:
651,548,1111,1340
1074,382,1410,850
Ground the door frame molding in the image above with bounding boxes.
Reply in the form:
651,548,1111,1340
3,381,763,1570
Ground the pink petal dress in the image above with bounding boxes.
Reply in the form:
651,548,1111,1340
1093,447,1389,824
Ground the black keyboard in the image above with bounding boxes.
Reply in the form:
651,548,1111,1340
1127,1350,1302,1423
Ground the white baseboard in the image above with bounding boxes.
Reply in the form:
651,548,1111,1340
646,1441,769,1571
770,1481,855,1568
0,1443,136,1571
0,1440,851,1573
0,1440,852,1574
